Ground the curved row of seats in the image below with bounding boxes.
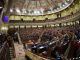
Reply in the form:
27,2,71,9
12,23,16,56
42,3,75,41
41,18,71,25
18,24,80,60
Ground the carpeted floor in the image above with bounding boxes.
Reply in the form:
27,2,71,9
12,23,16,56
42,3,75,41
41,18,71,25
13,43,26,60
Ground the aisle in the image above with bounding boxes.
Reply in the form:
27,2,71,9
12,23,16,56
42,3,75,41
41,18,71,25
13,43,26,60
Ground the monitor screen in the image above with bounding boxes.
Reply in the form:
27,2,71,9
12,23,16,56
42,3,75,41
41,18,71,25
3,16,9,23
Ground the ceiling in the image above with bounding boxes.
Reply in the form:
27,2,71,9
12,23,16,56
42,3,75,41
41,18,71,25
9,0,74,16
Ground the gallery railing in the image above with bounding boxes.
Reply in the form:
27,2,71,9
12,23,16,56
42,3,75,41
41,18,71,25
9,10,80,26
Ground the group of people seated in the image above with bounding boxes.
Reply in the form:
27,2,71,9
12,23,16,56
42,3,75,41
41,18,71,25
18,24,80,60
0,33,7,48
19,28,44,43
0,33,15,60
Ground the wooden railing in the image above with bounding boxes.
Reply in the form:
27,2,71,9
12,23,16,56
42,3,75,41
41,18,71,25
25,50,50,60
